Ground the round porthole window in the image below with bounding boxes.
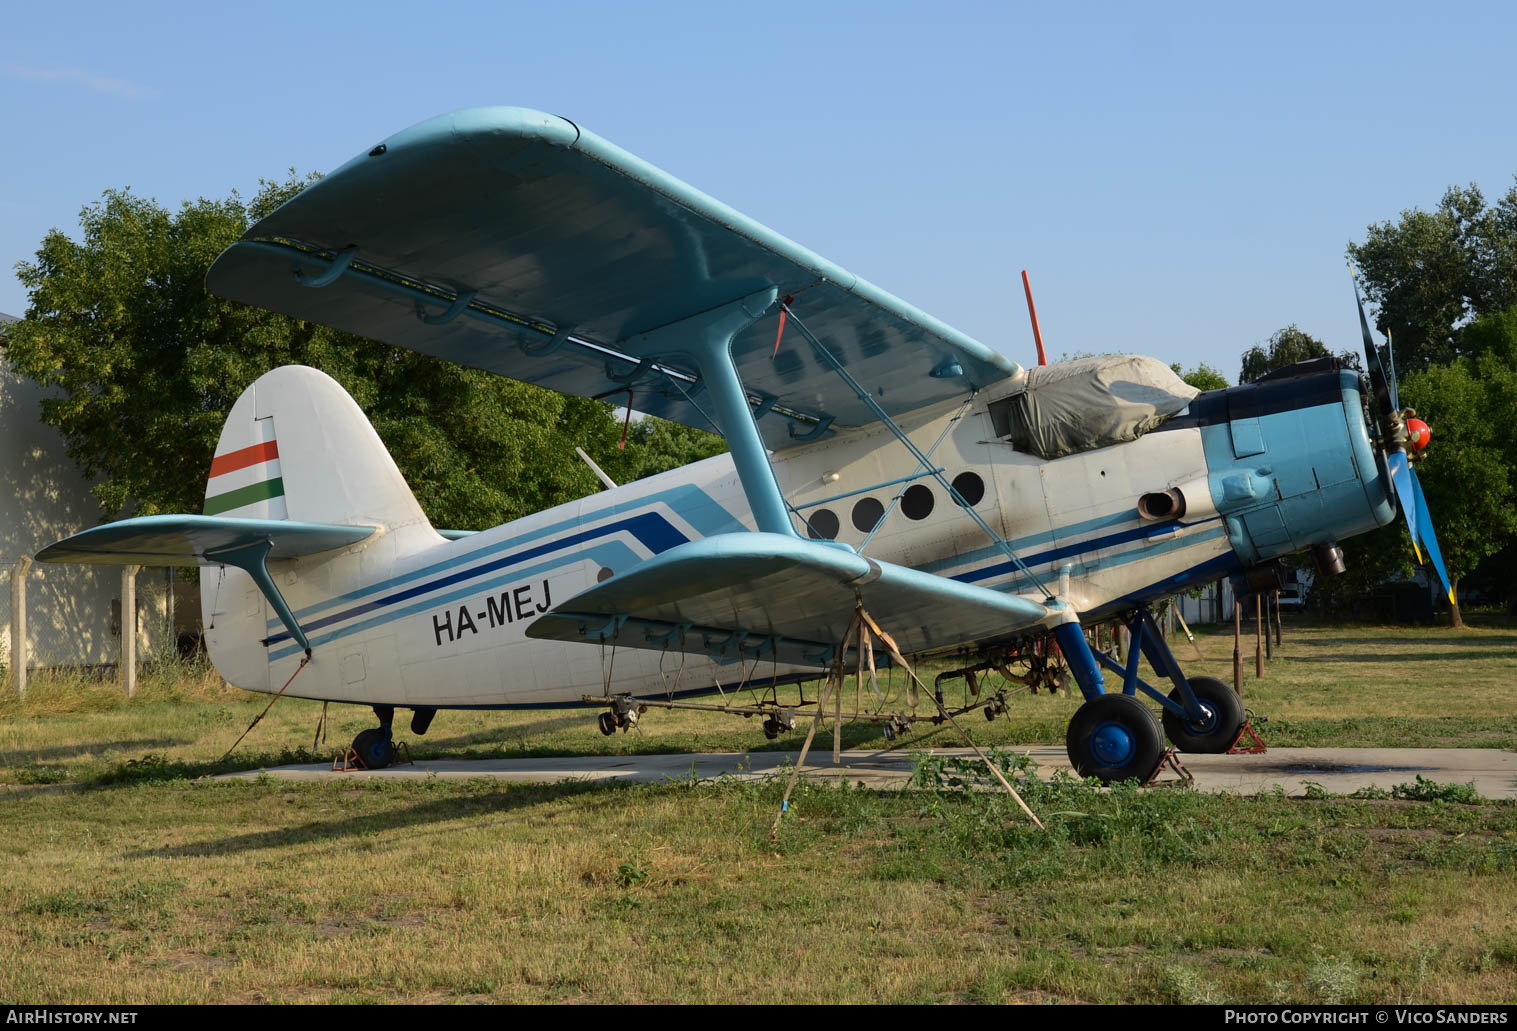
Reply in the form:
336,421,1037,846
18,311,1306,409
852,497,884,533
901,484,935,521
806,508,840,540
952,471,985,508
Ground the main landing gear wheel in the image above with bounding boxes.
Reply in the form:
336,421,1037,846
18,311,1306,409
1065,693,1165,784
350,728,395,770
1161,675,1245,754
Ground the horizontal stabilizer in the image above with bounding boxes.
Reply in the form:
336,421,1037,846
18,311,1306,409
36,515,375,566
527,533,1051,667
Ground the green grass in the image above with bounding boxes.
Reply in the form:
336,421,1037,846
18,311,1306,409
1,618,1516,789
0,770,1513,1003
1,619,1515,1003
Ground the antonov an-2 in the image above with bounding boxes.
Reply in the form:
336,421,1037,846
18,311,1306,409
38,107,1448,783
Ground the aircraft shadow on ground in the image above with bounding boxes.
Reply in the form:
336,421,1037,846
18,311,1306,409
4,737,192,764
418,714,586,750
125,780,624,860
420,712,952,755
1290,649,1517,664
1300,634,1517,649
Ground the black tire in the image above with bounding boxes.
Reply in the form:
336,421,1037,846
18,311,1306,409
1161,676,1245,753
597,712,617,736
1065,693,1165,784
762,718,781,740
351,728,394,770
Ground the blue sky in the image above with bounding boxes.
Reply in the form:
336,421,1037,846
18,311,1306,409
4,0,1515,381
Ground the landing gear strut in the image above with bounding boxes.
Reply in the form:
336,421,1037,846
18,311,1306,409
1053,606,1246,782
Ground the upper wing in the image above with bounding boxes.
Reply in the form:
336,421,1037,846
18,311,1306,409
207,107,1020,449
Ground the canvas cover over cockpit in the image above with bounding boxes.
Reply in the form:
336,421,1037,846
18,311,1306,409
988,355,1199,460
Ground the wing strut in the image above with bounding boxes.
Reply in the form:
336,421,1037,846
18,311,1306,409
630,286,794,536
778,301,1054,601
35,515,374,658
205,541,313,656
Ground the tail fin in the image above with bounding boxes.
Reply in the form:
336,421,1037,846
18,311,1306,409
206,365,430,532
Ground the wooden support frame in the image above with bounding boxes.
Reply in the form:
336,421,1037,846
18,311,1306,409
121,564,140,698
771,600,1044,838
9,557,31,698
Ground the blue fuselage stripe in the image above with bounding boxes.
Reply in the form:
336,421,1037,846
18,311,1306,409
265,512,687,645
949,516,1221,585
266,507,1232,654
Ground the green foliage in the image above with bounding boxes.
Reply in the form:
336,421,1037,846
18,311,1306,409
910,748,1033,791
5,178,725,526
1304,956,1360,1005
606,416,728,485
1238,325,1359,384
1391,776,1483,804
1399,330,1517,596
1348,179,1517,371
613,859,649,890
1170,362,1228,391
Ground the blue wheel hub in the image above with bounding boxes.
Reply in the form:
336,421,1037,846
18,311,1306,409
363,733,391,764
1184,701,1218,734
1090,721,1135,767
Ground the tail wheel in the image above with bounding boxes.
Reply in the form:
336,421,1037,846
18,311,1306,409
1065,693,1164,784
350,728,395,770
1161,676,1245,753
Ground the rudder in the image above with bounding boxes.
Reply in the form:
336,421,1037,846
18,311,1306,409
205,365,431,532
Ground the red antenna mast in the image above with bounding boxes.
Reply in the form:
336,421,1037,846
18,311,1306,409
1021,269,1048,366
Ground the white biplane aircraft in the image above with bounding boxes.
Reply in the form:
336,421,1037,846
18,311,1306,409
38,108,1450,782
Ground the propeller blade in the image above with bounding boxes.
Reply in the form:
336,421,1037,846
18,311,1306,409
1408,466,1455,605
1351,273,1395,427
1385,328,1400,412
1386,450,1425,564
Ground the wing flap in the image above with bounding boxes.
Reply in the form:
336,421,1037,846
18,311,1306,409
526,532,1051,665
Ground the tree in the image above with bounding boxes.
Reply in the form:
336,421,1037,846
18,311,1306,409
1170,362,1228,391
1396,309,1517,627
1348,179,1517,370
4,178,724,528
1237,325,1358,384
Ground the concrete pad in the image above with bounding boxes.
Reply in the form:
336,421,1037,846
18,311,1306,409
216,746,1517,799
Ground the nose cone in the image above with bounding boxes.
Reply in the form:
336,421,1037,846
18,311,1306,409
1406,417,1431,452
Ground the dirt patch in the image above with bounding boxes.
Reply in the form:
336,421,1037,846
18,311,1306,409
162,953,230,974
1363,827,1496,841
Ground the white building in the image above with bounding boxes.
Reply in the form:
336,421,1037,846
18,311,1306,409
2,313,170,678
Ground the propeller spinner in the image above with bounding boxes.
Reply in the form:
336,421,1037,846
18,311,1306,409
1351,271,1455,605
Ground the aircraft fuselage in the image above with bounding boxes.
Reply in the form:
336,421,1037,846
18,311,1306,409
203,362,1393,710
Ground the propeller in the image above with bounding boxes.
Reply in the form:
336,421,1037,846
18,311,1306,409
1350,267,1455,605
